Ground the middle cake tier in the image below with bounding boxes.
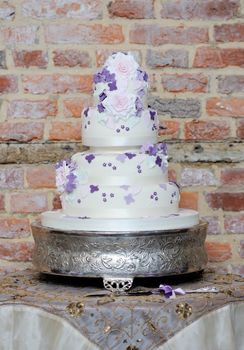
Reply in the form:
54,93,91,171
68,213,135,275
56,145,180,219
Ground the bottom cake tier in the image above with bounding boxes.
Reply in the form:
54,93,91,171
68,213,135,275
41,208,199,231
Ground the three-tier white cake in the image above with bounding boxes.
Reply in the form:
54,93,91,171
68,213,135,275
41,52,199,231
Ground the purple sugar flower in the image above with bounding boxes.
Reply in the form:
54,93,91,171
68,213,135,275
90,185,99,193
94,72,102,84
84,108,89,117
116,154,127,163
143,71,148,82
135,97,143,116
85,154,95,163
149,110,156,121
158,142,167,156
124,194,135,205
108,81,117,91
148,145,158,156
160,184,167,190
155,156,162,167
125,152,136,160
97,103,105,113
65,173,77,193
99,92,107,101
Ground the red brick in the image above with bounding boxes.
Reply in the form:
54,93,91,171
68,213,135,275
205,242,232,262
0,241,34,262
53,50,91,67
96,49,141,67
202,216,221,235
180,167,217,186
161,0,240,20
0,51,6,69
63,97,91,118
0,217,31,238
0,167,24,189
108,0,154,19
10,192,48,213
52,194,62,210
130,25,208,46
7,99,57,119
0,75,18,94
206,98,244,117
158,120,179,139
26,165,56,189
146,49,188,68
0,122,44,142
45,24,124,44
161,73,208,93
240,240,244,258
0,194,5,211
221,168,244,185
205,191,244,211
237,120,244,138
0,2,15,20
193,47,244,68
218,75,244,94
185,120,230,140
179,192,198,210
2,25,39,45
22,0,102,19
214,23,244,42
49,121,81,141
22,74,93,94
13,50,48,68
224,214,244,234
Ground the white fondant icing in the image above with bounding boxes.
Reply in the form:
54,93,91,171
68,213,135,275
41,209,199,232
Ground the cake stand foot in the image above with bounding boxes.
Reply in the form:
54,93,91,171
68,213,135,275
103,277,134,292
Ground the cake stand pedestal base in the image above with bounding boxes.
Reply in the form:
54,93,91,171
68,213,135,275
32,222,208,292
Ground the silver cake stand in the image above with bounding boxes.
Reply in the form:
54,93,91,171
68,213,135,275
32,221,208,292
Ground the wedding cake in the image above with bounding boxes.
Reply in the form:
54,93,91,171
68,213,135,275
41,52,199,231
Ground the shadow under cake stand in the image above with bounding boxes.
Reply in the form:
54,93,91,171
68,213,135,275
32,211,208,292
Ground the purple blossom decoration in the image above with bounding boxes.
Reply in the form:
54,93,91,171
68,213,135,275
125,152,136,160
85,154,95,163
65,173,76,193
124,194,135,205
56,159,77,194
97,103,105,113
90,185,99,193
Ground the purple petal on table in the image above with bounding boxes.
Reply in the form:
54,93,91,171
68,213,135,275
124,194,135,205
174,288,186,295
90,185,99,193
159,284,173,298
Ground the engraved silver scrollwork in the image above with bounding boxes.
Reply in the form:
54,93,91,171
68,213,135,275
32,222,208,286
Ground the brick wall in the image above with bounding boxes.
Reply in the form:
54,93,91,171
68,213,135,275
0,0,244,275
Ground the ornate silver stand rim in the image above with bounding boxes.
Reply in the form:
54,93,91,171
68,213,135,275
32,221,208,291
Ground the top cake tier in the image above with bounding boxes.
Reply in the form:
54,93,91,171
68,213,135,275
82,52,158,148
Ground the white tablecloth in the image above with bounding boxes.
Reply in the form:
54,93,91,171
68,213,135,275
0,302,243,350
